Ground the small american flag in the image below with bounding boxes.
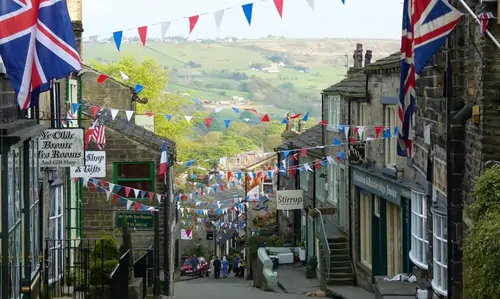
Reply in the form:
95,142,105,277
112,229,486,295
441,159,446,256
91,119,106,150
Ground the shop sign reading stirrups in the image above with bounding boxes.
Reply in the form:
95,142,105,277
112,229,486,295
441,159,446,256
276,190,304,210
38,128,84,167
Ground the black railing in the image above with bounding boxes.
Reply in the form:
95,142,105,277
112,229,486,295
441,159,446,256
110,250,130,299
133,246,154,297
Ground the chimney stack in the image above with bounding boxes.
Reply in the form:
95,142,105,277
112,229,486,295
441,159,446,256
352,43,363,68
365,50,373,67
298,120,303,133
66,0,84,56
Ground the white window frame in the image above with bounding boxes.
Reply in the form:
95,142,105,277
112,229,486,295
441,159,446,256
29,139,41,278
360,192,372,269
433,157,446,195
300,156,309,192
327,95,340,132
327,162,338,206
49,185,64,284
432,210,448,296
409,190,428,269
315,166,326,202
359,103,368,129
384,105,397,167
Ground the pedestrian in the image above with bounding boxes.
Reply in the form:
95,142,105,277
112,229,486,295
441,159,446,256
191,255,199,278
210,256,215,278
233,255,241,277
239,259,246,278
213,256,221,279
221,256,229,278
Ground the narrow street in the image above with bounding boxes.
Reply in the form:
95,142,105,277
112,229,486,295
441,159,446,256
174,277,307,299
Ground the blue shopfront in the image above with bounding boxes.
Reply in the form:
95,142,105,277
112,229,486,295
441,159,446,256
352,167,412,281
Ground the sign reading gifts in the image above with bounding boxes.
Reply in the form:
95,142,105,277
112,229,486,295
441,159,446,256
38,129,84,167
351,168,409,205
70,151,106,178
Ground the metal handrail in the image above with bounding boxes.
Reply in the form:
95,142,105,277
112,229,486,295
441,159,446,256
314,208,331,279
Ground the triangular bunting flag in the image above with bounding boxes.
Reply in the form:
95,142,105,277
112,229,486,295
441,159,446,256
357,126,365,139
185,116,193,123
145,112,154,117
306,0,314,9
161,22,171,37
204,118,213,128
108,183,115,193
110,109,119,120
224,119,231,128
97,74,108,84
138,26,148,46
113,31,123,51
105,190,111,201
165,114,172,121
148,192,154,202
261,114,270,122
135,84,144,94
214,10,225,30
273,0,284,18
333,138,342,146
119,71,129,82
157,194,162,204
375,126,383,138
71,103,80,114
189,15,200,34
242,3,254,25
301,147,307,157
126,200,133,210
91,106,99,118
125,110,134,121
133,189,140,198
344,126,350,140
125,187,131,197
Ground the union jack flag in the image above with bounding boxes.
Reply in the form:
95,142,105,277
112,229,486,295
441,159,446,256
0,0,82,110
397,0,462,158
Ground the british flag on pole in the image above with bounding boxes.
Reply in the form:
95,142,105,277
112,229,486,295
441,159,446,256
0,0,82,110
397,0,463,158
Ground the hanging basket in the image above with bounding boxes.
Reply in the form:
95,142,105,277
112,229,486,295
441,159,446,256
308,209,319,217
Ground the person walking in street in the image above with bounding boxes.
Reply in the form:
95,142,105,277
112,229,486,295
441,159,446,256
233,255,241,277
210,256,215,278
239,259,246,278
191,255,199,278
221,256,229,278
213,256,221,279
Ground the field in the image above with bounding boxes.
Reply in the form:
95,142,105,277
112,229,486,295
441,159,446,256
83,38,399,112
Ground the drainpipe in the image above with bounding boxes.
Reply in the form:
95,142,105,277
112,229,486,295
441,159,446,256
347,98,354,265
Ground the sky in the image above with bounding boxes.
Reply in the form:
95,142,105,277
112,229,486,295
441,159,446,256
82,0,403,40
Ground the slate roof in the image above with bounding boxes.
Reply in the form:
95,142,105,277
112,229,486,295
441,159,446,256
277,125,323,155
365,52,401,72
322,70,366,98
82,103,176,156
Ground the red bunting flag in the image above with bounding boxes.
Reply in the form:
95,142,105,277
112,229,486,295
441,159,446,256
318,120,327,125
349,137,356,144
289,113,302,119
204,118,213,128
138,26,148,46
148,192,154,202
113,194,119,204
314,160,321,170
227,171,232,180
97,74,108,84
134,202,141,211
189,15,199,34
91,106,99,118
99,180,105,188
145,112,154,117
261,114,270,122
375,126,383,138
273,0,284,18
301,147,307,157
220,185,225,191
125,187,131,197
353,127,359,136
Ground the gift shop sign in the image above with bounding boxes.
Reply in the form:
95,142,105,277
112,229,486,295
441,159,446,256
38,129,84,167
70,151,106,178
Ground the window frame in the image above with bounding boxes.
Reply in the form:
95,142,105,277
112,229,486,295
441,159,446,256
386,201,402,276
299,157,309,192
327,162,338,206
384,105,397,167
9,146,23,299
409,190,428,270
315,166,326,202
29,139,41,277
326,95,340,132
432,211,448,296
359,103,368,135
433,157,446,195
359,192,372,269
48,184,64,284
113,162,155,199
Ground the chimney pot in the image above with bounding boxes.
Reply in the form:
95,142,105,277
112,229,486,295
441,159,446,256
298,120,303,133
352,43,363,68
365,50,373,66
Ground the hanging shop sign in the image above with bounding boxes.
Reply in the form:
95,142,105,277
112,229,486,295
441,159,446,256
70,151,106,178
276,190,304,210
181,229,193,240
135,114,155,133
38,128,84,167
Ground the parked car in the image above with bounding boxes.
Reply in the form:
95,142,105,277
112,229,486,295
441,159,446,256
180,257,210,277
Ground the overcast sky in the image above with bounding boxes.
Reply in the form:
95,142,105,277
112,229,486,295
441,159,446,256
82,0,403,40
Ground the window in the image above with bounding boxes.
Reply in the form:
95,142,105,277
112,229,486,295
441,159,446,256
374,196,380,217
359,103,368,130
327,163,338,206
9,147,22,299
315,167,326,202
384,105,397,166
29,139,41,277
410,190,428,269
299,157,309,192
327,96,341,131
114,162,155,198
386,202,402,276
413,143,428,176
432,212,448,296
360,191,372,269
48,184,64,284
433,158,446,194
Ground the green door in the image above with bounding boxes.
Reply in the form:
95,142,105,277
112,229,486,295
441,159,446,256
372,196,387,280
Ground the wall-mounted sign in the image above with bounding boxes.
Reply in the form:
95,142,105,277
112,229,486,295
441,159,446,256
181,229,193,240
39,128,84,167
115,212,154,229
276,190,304,210
349,142,366,165
351,168,410,206
70,151,106,178
206,231,214,240
135,115,155,133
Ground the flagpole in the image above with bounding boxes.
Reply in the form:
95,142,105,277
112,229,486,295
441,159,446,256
163,166,171,297
457,0,500,49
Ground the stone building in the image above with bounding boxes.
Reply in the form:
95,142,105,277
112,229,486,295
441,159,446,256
410,1,500,298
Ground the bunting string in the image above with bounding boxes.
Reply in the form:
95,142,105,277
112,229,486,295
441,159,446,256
80,0,344,45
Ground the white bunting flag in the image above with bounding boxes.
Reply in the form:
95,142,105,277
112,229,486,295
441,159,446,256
110,109,119,120
133,188,140,198
126,200,133,210
214,10,225,31
105,190,111,201
326,156,335,164
161,22,171,37
125,110,134,121
215,105,223,113
82,177,89,186
119,71,129,82
304,163,314,172
88,35,98,56
344,126,350,140
157,194,162,204
306,0,314,10
357,126,365,139
108,183,115,193
184,116,193,123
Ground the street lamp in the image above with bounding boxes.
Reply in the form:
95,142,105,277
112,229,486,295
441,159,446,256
43,167,58,184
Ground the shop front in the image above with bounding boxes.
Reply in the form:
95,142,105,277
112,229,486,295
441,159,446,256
352,167,412,283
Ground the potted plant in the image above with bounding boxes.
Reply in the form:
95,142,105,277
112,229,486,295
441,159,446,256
305,255,317,278
298,241,306,263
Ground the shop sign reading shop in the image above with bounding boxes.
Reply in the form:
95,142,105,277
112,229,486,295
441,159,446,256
70,151,106,178
39,129,84,167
